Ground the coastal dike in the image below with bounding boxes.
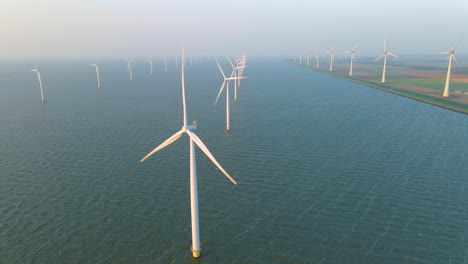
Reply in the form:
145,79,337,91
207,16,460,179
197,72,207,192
290,61,468,115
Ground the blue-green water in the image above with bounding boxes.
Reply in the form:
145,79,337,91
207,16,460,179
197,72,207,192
0,59,467,263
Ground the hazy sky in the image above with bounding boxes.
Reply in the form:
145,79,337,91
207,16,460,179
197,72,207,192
1,0,467,59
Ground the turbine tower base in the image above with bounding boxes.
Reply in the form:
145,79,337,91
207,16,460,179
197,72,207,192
191,247,201,258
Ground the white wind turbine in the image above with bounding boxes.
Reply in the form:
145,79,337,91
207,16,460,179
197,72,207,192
441,35,463,97
146,57,153,77
127,59,133,80
374,40,398,83
326,49,335,71
227,57,247,102
140,48,237,259
30,66,45,102
90,64,101,88
306,50,310,66
315,49,320,69
163,58,168,72
214,58,247,131
344,42,358,76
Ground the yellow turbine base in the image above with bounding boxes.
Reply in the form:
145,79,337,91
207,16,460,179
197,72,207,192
191,249,201,258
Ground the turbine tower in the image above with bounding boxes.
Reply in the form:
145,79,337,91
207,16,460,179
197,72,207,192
441,35,462,97
146,57,153,77
127,59,133,80
315,49,320,69
374,40,398,83
214,58,247,131
344,42,358,76
90,64,101,88
30,66,45,102
326,49,335,72
140,48,237,259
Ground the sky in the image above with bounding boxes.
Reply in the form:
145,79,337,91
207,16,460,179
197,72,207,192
0,0,467,59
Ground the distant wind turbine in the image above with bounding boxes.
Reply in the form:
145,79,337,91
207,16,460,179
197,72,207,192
306,50,310,66
441,35,463,97
127,59,133,80
90,64,101,88
374,40,398,83
344,42,358,76
326,49,335,71
315,49,320,69
227,57,247,102
30,66,45,102
146,57,153,77
140,48,237,259
214,58,247,131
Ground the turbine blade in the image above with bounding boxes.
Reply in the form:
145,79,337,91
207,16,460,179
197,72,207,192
374,54,384,62
181,48,187,127
227,57,234,68
140,130,185,163
186,130,237,185
384,40,387,51
452,54,459,66
215,81,226,105
352,42,359,51
452,33,463,51
388,52,398,58
215,58,226,79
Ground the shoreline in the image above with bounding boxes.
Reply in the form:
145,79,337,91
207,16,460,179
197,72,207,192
289,62,468,115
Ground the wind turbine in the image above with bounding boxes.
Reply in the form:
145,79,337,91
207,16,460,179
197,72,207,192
30,66,45,102
146,57,153,77
140,48,237,259
326,49,335,72
441,35,463,97
315,49,320,69
227,57,247,102
344,42,358,76
306,50,310,66
374,40,398,83
214,58,247,131
90,64,101,88
127,59,133,80
163,58,168,72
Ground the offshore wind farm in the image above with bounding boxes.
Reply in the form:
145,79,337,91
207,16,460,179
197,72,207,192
1,0,468,263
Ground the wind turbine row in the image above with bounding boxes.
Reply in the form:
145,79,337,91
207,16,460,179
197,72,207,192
293,35,464,97
214,56,248,131
140,48,237,259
